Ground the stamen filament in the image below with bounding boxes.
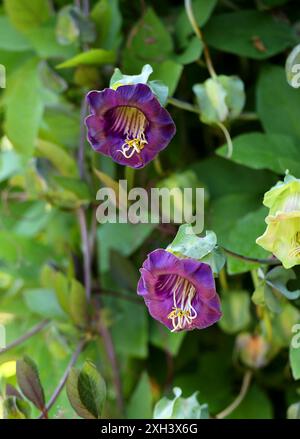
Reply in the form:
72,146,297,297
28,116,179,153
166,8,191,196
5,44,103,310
167,276,197,332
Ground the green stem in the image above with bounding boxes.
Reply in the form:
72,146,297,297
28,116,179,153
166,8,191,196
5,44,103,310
216,371,252,419
168,97,200,114
184,0,217,79
217,122,233,158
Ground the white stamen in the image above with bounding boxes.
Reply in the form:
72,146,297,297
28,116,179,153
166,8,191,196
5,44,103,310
111,106,148,159
167,276,198,332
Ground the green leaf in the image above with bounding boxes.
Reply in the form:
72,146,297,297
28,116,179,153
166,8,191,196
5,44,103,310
154,387,209,419
205,10,294,59
290,342,300,380
5,0,51,33
76,361,106,419
57,48,115,69
69,279,89,327
287,402,300,419
0,150,22,182
173,37,203,65
0,16,31,51
227,385,272,419
151,60,183,97
36,139,77,177
217,132,300,175
168,225,217,260
23,288,66,319
97,222,155,273
127,373,152,419
266,267,300,301
175,0,217,48
5,58,44,157
219,290,251,334
16,356,46,411
91,0,122,50
3,396,31,419
67,368,94,419
150,320,185,356
257,65,300,143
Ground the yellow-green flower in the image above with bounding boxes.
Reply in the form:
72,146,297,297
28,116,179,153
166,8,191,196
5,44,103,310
256,174,300,269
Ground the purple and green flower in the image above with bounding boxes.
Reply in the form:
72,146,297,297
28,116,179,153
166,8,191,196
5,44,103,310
137,248,222,333
85,83,175,169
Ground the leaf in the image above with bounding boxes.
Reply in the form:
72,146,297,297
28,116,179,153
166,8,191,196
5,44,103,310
150,60,183,97
205,10,294,59
290,342,300,380
66,368,94,419
69,279,89,327
36,139,77,177
5,58,44,157
227,385,272,419
0,150,22,182
219,290,251,334
287,402,300,419
127,373,152,419
97,222,155,272
91,0,122,50
257,65,300,143
16,356,46,411
3,396,31,419
67,361,107,419
266,267,300,301
168,225,217,260
150,320,186,356
23,288,66,319
154,387,209,419
217,132,300,175
57,49,115,69
175,0,217,48
4,0,51,33
173,37,203,65
0,16,31,51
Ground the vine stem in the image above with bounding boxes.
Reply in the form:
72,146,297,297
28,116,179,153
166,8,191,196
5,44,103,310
38,339,86,419
0,320,50,355
222,247,280,266
168,97,200,114
184,0,217,79
216,370,253,419
77,207,92,303
98,317,124,412
217,122,233,158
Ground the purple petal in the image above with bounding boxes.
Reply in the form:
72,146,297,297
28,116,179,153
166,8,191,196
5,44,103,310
137,249,222,333
85,84,176,168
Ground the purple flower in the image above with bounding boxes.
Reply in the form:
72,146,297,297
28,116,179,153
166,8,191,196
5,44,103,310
137,249,222,332
85,83,176,169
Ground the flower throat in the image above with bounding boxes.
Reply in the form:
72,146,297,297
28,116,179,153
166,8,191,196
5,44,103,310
111,106,149,159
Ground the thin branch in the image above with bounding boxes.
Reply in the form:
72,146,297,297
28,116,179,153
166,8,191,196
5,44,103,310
98,317,124,412
38,339,86,419
168,97,200,114
216,371,253,419
78,98,88,180
222,247,280,266
184,0,217,78
217,122,233,158
0,320,50,356
77,207,92,302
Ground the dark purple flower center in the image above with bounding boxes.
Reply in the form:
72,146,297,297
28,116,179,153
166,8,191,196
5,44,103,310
107,105,149,159
157,273,198,332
